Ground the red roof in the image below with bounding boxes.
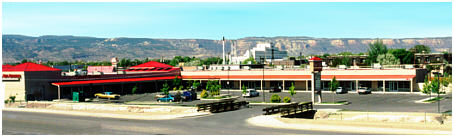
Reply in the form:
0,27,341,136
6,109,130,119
2,64,13,69
52,76,180,86
130,61,173,68
3,62,61,72
309,56,322,61
126,61,179,72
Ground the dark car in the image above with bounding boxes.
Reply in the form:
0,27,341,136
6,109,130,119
270,86,282,93
335,87,348,94
181,91,197,101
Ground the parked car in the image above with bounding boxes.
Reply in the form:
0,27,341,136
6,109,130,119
182,91,197,101
357,87,371,94
155,93,167,99
270,86,282,93
335,87,348,94
157,94,175,102
94,92,120,99
242,89,259,97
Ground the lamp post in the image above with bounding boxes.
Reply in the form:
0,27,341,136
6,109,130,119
432,72,441,113
261,57,265,103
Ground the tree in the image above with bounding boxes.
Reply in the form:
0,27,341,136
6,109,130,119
131,85,138,94
328,76,340,103
388,49,414,64
377,53,400,65
161,82,170,95
242,57,257,64
206,80,221,96
366,39,388,65
410,45,431,53
192,80,201,91
289,83,296,98
172,75,181,90
241,85,247,95
21,59,28,63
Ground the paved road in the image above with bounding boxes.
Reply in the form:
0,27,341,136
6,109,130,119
3,107,364,135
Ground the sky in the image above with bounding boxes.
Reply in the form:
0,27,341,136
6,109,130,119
2,2,452,39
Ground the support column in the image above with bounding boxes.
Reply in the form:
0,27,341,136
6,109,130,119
239,80,242,90
311,73,315,103
261,80,263,91
356,80,359,91
410,79,413,93
58,85,61,101
383,80,386,92
282,80,285,92
306,80,309,91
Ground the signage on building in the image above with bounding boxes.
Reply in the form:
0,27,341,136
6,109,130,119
2,74,21,81
309,57,323,72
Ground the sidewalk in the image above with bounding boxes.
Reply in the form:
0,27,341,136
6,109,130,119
247,115,451,135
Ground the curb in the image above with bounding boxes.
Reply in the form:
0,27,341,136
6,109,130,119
3,108,211,120
246,115,451,135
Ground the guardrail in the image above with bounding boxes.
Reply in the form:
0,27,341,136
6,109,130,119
262,102,313,117
196,99,249,113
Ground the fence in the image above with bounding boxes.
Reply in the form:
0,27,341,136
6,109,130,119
196,99,249,113
262,102,313,117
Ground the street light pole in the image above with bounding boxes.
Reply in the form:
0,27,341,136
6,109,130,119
261,57,265,103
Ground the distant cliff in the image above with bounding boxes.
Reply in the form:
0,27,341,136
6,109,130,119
2,35,451,63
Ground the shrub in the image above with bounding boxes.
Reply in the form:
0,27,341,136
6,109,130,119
179,85,184,90
131,86,137,94
201,90,208,98
173,87,177,91
4,100,9,104
270,94,281,103
9,96,16,103
283,97,291,103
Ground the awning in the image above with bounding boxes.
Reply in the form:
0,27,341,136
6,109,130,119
52,76,180,86
182,75,416,80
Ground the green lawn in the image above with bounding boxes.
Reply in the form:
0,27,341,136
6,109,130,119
202,95,231,99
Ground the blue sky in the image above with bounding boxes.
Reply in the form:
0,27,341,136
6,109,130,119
2,2,452,39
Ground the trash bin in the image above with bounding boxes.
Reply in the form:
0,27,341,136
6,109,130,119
72,92,79,102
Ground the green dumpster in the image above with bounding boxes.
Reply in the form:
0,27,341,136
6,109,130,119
73,92,79,102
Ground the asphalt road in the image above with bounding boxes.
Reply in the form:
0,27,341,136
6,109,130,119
3,107,364,135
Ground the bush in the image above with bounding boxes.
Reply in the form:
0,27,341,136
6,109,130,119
9,96,16,103
173,87,177,91
201,90,208,98
4,100,9,104
131,86,137,94
270,94,281,103
283,97,291,103
179,85,184,90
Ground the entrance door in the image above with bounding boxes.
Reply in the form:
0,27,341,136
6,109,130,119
389,81,398,92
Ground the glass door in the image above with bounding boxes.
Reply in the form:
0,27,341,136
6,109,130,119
389,81,398,92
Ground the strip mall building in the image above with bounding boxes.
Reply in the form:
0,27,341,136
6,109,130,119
3,61,428,102
181,68,427,93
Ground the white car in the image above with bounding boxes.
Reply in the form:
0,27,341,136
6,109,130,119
242,89,259,97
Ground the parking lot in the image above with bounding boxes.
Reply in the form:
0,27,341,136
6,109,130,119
92,90,451,113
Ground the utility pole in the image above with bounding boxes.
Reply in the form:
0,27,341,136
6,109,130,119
261,57,265,102
222,37,225,65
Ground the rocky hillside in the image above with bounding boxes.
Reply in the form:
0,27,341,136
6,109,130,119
2,35,451,63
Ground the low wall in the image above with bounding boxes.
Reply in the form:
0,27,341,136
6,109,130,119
25,101,197,114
